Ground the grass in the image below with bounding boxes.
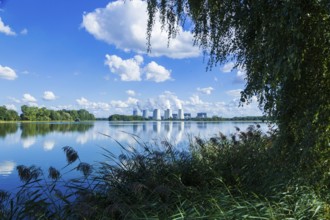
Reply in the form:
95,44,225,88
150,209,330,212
0,125,329,219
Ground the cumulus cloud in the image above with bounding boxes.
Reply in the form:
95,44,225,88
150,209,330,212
82,0,199,59
188,94,204,105
22,93,37,103
43,91,57,101
105,54,172,82
126,90,136,96
144,61,171,82
197,87,214,95
221,62,235,73
76,97,138,114
5,104,17,111
0,17,16,36
183,94,261,117
105,54,143,81
137,91,182,111
0,65,17,80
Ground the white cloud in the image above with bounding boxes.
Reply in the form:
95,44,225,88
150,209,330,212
76,97,119,112
105,54,171,82
76,97,90,106
235,67,246,83
105,54,142,81
226,89,242,98
144,61,171,82
0,17,16,36
0,161,16,176
8,97,21,103
82,0,200,59
5,104,17,111
43,140,55,151
22,137,36,149
126,90,136,96
0,65,17,80
22,93,37,103
221,62,235,73
197,87,214,95
76,91,261,118
138,91,182,111
20,28,28,35
188,94,204,105
43,91,57,101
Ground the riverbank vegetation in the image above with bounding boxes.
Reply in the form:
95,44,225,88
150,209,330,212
0,126,329,219
0,105,95,121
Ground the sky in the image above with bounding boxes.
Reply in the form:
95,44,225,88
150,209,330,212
0,0,262,118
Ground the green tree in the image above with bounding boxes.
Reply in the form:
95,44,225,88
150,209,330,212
21,105,38,121
36,107,51,121
146,0,330,178
5,109,20,121
0,106,7,120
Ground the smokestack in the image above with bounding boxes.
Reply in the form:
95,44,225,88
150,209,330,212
178,109,184,120
142,110,148,119
164,108,172,120
153,109,161,120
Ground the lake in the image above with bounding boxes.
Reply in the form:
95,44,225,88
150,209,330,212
0,121,269,192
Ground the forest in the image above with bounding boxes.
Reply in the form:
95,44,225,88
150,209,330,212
0,105,95,121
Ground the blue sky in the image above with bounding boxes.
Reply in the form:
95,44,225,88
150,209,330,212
0,0,262,118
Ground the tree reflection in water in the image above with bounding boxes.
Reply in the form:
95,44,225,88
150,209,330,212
19,122,94,138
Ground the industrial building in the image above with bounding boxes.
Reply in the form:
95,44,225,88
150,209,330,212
142,110,148,119
178,109,184,120
164,109,172,120
184,113,191,120
153,109,161,120
197,112,207,118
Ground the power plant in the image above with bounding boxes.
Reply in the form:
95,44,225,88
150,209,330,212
136,108,194,120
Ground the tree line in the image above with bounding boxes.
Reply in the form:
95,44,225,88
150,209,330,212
0,105,95,121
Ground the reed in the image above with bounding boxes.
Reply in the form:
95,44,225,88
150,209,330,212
0,125,329,219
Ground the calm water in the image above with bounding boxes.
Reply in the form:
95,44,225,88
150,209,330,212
0,121,268,192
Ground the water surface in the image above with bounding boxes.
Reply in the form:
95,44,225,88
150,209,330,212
0,121,268,192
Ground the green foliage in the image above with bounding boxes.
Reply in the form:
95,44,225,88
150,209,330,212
109,114,146,121
20,105,95,121
0,106,19,121
146,0,330,181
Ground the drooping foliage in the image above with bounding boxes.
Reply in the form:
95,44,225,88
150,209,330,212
146,0,330,177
